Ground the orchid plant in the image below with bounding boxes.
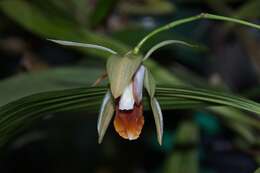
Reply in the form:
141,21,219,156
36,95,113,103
48,13,260,145
49,39,194,145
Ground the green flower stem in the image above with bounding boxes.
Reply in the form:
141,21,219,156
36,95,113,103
134,13,260,54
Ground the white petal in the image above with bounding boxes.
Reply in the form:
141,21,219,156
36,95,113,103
133,65,146,104
119,83,135,110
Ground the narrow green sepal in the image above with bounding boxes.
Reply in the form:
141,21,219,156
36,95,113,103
143,39,197,61
151,97,163,145
97,90,115,144
144,68,156,98
48,39,118,54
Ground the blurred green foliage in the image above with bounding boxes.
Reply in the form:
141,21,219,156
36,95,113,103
0,0,260,173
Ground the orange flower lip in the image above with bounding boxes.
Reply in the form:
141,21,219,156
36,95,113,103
114,65,145,140
114,103,144,140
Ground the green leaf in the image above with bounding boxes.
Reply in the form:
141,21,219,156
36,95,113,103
0,67,103,107
0,0,188,89
119,0,175,15
144,68,156,98
0,86,260,146
255,168,260,173
164,148,198,173
106,53,142,98
0,0,128,57
163,121,199,173
0,87,106,146
150,98,163,145
97,91,115,144
156,87,260,115
209,107,260,130
227,122,255,144
175,121,199,145
89,0,117,27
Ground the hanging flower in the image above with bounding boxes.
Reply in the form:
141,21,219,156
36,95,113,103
47,12,260,146
48,39,194,145
98,52,163,145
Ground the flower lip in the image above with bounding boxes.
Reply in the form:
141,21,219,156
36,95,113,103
114,104,144,140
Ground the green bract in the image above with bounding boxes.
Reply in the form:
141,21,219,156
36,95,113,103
106,53,142,98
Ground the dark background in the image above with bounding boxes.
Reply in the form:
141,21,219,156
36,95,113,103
0,0,259,173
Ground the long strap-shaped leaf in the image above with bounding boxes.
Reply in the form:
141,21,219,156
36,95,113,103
0,86,260,146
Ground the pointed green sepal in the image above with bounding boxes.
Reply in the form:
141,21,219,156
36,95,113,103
48,39,118,54
97,90,115,143
144,68,156,98
150,97,163,145
143,40,196,61
106,52,142,98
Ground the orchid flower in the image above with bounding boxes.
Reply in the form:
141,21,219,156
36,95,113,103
98,40,196,145
48,13,260,145
48,39,195,145
98,51,163,145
